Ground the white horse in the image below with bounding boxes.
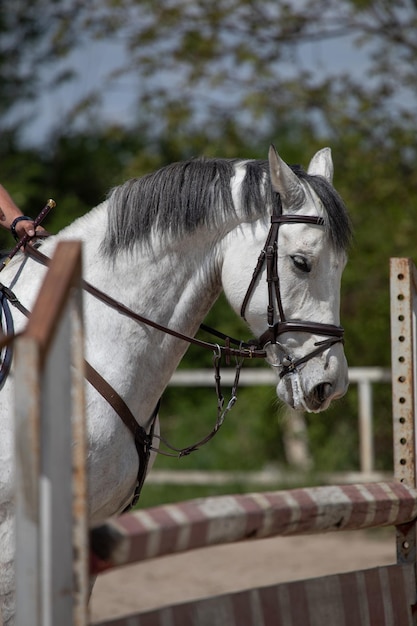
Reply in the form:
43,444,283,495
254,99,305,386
0,144,351,624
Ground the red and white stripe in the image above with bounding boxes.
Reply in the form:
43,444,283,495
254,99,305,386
91,481,417,573
92,563,416,626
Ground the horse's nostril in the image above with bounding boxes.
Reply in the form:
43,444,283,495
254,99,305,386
315,382,332,404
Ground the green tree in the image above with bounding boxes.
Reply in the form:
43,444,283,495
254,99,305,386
3,1,417,149
0,126,147,248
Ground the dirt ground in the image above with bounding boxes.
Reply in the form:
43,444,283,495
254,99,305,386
90,528,396,622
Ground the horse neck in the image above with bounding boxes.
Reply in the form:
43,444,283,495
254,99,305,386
60,205,224,422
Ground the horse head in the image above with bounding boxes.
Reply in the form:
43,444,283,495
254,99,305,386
221,145,351,412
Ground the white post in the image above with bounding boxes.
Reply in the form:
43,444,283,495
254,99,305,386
15,242,88,626
358,379,374,475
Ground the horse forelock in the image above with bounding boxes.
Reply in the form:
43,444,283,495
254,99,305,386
102,157,351,255
295,167,352,252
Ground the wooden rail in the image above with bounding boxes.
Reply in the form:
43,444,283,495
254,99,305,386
90,481,417,573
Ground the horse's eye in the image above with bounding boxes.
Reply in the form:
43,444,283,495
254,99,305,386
291,255,311,273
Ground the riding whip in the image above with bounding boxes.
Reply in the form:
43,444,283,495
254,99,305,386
0,198,56,272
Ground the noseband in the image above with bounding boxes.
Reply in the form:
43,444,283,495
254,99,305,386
240,204,344,378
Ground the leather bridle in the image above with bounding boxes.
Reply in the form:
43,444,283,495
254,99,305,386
240,202,344,379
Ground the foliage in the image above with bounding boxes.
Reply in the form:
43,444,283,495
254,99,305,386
0,126,148,250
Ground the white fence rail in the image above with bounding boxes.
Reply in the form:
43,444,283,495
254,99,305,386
162,366,392,480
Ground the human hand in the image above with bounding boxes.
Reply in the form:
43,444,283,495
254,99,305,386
10,216,48,241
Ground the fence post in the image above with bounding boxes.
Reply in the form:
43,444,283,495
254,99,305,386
15,241,88,626
390,258,417,577
357,379,374,475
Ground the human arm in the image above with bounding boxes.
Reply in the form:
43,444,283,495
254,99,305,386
0,185,46,239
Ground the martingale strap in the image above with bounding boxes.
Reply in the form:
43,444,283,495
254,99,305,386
84,361,157,511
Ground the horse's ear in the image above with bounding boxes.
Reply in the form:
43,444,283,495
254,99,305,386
307,147,333,183
268,144,305,210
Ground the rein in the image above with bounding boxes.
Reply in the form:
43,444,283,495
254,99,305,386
27,245,267,360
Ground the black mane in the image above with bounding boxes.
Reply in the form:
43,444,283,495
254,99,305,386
103,157,351,254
